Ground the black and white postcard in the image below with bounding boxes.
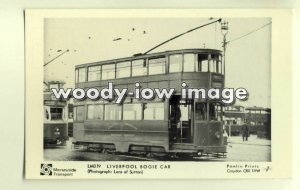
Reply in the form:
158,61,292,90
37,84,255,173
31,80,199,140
25,9,292,179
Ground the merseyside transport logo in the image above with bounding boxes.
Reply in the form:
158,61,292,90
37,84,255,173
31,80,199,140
40,164,52,176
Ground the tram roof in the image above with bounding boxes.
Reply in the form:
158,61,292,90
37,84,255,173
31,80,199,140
47,80,66,84
76,48,222,68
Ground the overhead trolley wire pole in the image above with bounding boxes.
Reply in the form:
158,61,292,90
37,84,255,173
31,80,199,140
220,21,229,82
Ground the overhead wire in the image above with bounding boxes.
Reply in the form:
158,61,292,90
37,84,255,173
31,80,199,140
227,21,272,44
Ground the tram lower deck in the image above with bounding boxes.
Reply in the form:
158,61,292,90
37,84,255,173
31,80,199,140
72,98,226,156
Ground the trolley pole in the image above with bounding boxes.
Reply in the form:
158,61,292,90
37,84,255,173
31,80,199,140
143,18,222,55
221,21,229,142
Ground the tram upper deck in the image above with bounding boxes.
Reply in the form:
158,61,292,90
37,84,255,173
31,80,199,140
75,49,224,91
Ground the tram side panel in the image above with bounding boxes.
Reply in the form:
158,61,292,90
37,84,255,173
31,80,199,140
193,121,226,153
73,120,169,152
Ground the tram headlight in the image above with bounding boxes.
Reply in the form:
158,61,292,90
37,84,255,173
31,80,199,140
215,131,221,139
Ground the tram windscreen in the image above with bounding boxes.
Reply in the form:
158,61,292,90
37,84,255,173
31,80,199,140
169,54,183,73
195,103,222,121
198,54,222,73
50,107,63,120
123,103,142,120
88,65,101,81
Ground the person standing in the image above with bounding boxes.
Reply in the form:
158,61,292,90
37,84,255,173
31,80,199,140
241,123,249,141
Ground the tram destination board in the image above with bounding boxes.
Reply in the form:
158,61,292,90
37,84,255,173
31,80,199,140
25,9,292,179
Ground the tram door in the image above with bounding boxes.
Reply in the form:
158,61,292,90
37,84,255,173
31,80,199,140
169,97,193,143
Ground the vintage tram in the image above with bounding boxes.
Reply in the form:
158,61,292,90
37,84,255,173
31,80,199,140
245,107,271,139
223,105,271,139
72,49,226,157
44,81,69,146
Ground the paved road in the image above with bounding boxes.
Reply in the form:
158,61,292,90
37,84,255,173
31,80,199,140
226,135,271,162
44,136,271,161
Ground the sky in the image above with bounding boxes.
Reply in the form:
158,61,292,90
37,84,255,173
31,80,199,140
44,17,271,108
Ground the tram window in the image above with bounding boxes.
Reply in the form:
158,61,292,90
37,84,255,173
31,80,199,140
217,61,222,74
73,107,76,121
198,54,209,72
195,102,207,120
50,107,63,120
87,104,103,120
209,59,217,73
104,104,121,120
148,57,166,75
102,64,115,80
88,65,101,81
49,84,59,90
75,69,78,83
78,68,86,82
116,61,131,78
144,102,164,120
132,59,147,76
74,106,85,121
123,103,142,120
169,54,182,73
183,54,195,72
209,103,218,121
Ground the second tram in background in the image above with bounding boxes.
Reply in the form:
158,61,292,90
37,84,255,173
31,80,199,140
223,105,271,139
44,81,69,146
